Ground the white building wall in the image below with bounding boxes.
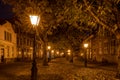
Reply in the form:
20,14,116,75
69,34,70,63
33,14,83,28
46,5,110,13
0,21,17,62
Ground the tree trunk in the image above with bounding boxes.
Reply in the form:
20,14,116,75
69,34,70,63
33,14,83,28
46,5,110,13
42,34,48,66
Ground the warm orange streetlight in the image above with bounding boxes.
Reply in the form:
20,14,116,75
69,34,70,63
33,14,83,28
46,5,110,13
47,46,51,50
30,15,40,80
51,50,54,53
30,15,40,26
84,43,88,48
67,50,71,55
67,49,71,53
83,43,89,67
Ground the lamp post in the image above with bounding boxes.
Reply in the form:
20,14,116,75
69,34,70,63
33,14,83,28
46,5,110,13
51,50,54,59
30,15,40,80
84,43,88,67
68,49,73,63
47,46,51,62
47,46,51,50
67,49,71,61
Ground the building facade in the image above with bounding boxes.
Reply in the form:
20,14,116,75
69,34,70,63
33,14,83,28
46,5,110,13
92,28,117,63
16,28,43,61
82,27,118,64
0,21,17,63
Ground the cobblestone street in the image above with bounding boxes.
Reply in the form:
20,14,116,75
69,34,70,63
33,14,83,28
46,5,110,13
0,58,119,80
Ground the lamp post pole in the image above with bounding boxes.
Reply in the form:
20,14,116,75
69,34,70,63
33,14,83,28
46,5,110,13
84,43,88,67
30,15,40,80
47,46,51,62
31,28,37,80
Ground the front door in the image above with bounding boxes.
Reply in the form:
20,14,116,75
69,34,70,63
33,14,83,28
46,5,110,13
1,48,4,62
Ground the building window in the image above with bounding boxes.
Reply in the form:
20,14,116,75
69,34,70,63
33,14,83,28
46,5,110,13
20,38,22,45
27,39,29,46
17,37,19,46
23,38,26,45
12,47,14,57
9,33,12,42
7,46,10,57
4,31,12,42
6,32,9,41
4,31,6,40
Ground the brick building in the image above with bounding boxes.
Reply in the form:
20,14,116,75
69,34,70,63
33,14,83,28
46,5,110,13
16,27,43,61
82,27,118,64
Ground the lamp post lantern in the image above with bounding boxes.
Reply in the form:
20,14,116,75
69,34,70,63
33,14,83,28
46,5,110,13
84,43,88,67
67,49,73,63
47,46,51,50
30,15,40,80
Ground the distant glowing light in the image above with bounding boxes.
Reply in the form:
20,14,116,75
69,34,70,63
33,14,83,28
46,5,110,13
67,50,71,53
80,53,84,56
84,43,88,48
56,51,59,54
47,46,51,50
51,50,54,53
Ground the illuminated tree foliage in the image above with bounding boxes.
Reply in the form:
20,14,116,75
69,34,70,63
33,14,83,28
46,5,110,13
2,0,120,49
83,0,120,38
48,22,83,53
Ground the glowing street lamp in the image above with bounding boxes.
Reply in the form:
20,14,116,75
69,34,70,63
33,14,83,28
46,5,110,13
51,50,54,53
56,51,59,55
30,15,40,26
67,49,73,63
30,15,40,80
51,50,54,58
67,50,71,55
47,46,51,50
84,43,88,67
84,43,88,48
47,46,51,62
67,49,71,53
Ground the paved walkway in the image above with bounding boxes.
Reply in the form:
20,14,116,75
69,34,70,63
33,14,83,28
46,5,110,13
0,58,119,80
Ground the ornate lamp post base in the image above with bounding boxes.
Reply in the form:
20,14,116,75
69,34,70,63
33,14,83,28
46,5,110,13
31,60,37,80
84,60,87,67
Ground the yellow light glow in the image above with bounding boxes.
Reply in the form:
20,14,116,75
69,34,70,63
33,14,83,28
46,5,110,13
80,53,84,56
51,50,54,53
47,46,51,50
84,43,88,48
56,51,59,54
29,15,40,26
68,52,71,55
67,50,71,53
19,51,21,55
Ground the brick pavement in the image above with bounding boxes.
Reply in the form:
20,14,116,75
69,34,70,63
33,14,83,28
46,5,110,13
0,58,119,80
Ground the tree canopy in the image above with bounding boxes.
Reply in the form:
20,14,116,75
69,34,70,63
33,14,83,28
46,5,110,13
2,0,120,44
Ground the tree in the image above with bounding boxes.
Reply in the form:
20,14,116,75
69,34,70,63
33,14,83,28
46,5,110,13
3,0,120,65
83,0,120,38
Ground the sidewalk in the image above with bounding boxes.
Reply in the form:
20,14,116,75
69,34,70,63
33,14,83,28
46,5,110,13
0,58,119,80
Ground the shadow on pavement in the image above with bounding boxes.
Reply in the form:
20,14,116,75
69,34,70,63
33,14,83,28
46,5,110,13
15,74,63,80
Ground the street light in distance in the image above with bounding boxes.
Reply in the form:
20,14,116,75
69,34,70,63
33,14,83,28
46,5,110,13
84,43,88,48
47,46,51,50
84,43,88,67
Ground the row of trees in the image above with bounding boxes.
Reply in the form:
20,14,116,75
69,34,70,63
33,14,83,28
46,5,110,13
2,0,120,34
2,0,120,64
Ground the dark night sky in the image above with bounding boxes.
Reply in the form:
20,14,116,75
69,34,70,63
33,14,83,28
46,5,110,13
0,1,13,19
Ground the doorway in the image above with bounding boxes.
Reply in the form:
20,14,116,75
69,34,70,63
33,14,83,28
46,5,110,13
1,48,4,62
